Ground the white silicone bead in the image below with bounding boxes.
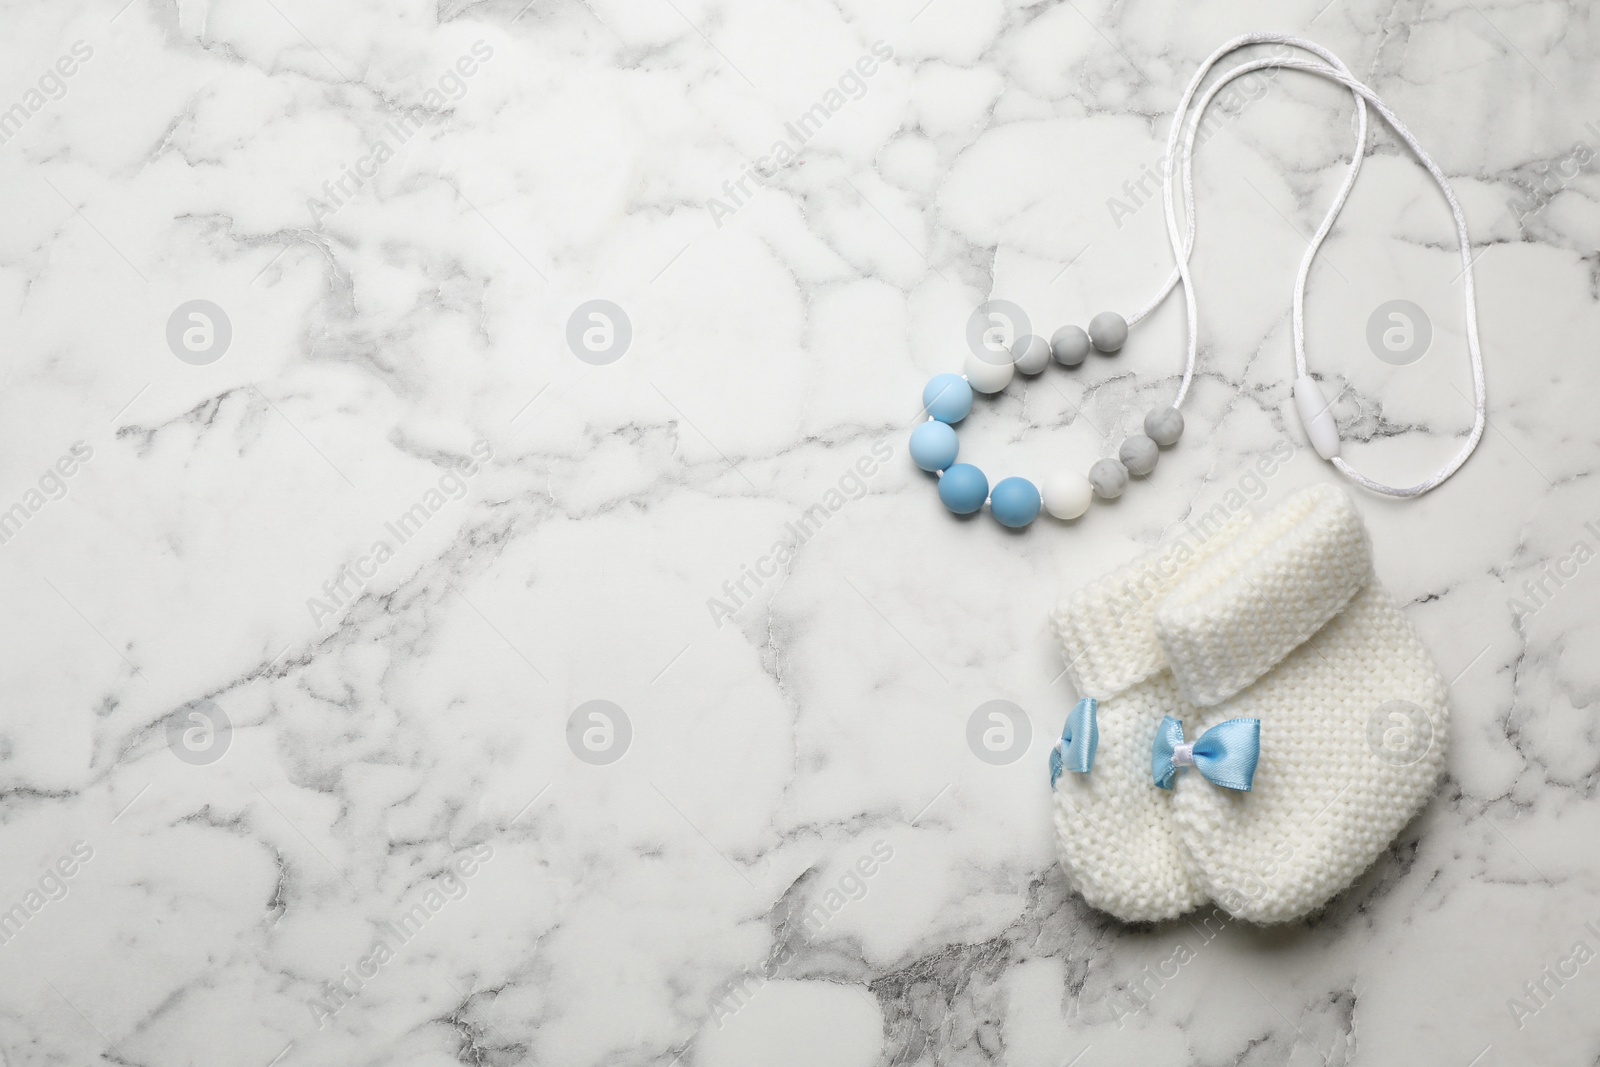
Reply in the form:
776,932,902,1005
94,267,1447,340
963,350,1014,394
1042,472,1094,520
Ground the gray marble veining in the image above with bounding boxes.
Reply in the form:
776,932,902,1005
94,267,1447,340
0,1,1596,1065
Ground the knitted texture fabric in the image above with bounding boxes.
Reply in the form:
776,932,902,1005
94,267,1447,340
1050,484,1449,924
1152,487,1372,707
1049,510,1254,922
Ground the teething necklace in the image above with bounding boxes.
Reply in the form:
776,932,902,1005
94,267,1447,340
910,33,1487,526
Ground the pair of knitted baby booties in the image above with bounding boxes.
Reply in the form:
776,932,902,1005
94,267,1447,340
1049,484,1448,924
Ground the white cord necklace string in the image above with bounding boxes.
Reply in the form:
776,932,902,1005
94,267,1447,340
1162,54,1488,498
1126,32,1368,336
1159,43,1369,407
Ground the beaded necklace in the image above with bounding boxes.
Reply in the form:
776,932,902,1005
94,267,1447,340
910,34,1487,527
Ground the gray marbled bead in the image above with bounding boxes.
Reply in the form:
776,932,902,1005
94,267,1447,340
1144,406,1184,447
1088,311,1128,353
1050,325,1091,367
1119,435,1159,476
1088,458,1127,499
1011,333,1052,375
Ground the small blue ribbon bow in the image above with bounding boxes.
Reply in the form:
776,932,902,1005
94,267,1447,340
1151,716,1261,792
1049,698,1099,787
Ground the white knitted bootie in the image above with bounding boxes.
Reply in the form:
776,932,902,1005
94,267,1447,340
1152,484,1448,923
1050,484,1449,925
1049,509,1254,922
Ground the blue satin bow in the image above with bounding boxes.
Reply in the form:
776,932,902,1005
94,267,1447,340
1151,716,1260,791
1049,698,1098,787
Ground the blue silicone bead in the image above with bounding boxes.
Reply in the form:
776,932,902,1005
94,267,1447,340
938,464,989,515
909,420,959,472
989,477,1041,528
922,373,973,424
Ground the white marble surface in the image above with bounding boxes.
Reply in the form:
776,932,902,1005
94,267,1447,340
0,0,1597,1064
